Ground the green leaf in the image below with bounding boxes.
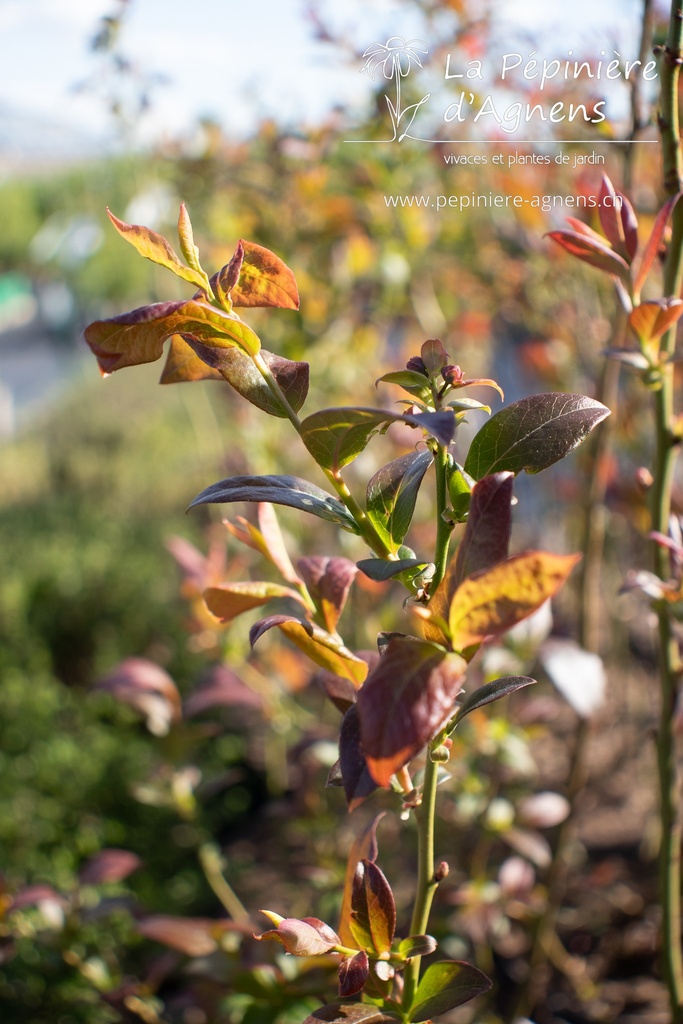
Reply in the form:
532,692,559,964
464,393,610,479
188,474,359,531
230,239,299,309
349,859,396,955
203,581,305,623
376,370,432,402
356,558,430,583
451,675,536,727
106,208,208,291
250,614,368,686
398,935,437,959
357,637,466,787
85,299,261,374
448,551,581,652
302,408,453,473
177,203,210,288
409,960,492,1021
366,450,433,550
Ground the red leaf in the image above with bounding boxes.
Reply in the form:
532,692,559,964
339,950,370,998
338,814,384,948
79,849,142,885
634,193,681,294
547,230,631,284
231,240,299,310
297,556,358,632
357,637,466,787
350,860,396,955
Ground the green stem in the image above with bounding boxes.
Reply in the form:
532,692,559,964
402,751,440,1012
199,843,250,925
654,7,683,1017
430,445,453,595
252,350,393,558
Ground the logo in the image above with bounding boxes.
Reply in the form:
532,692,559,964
360,37,430,142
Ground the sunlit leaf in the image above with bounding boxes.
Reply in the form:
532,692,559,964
398,935,437,959
547,228,631,283
301,408,454,472
94,658,181,736
357,637,466,787
160,335,224,383
338,814,384,948
85,299,261,374
356,558,430,582
256,912,340,955
250,614,368,685
450,675,536,727
107,208,208,291
366,450,433,550
629,300,683,344
409,960,492,1021
338,705,378,811
225,504,303,586
376,369,432,401
338,950,370,998
464,393,610,479
229,239,299,309
188,474,359,531
448,552,580,652
297,556,358,632
177,203,209,285
203,581,305,623
598,175,630,261
349,859,396,955
425,473,513,644
634,193,681,294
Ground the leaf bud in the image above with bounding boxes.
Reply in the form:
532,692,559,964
406,356,428,375
434,861,450,882
441,364,465,385
635,466,653,492
430,745,451,763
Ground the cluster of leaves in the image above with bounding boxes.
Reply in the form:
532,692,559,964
80,204,610,1022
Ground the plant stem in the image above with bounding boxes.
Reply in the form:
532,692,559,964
199,843,251,926
252,350,393,558
654,6,683,1017
430,445,453,595
402,750,440,1012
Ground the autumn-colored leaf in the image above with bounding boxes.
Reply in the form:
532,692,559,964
357,637,466,787
629,299,683,345
183,664,262,717
230,239,299,310
106,208,209,291
297,556,358,632
94,658,181,736
203,581,305,623
302,1006,399,1024
338,705,378,811
137,915,237,957
338,950,370,998
79,849,142,886
349,859,396,955
547,228,631,284
250,614,368,686
256,912,340,955
338,813,384,948
634,193,681,294
448,551,580,652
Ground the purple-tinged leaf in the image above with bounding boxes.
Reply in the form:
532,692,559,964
138,915,236,956
178,338,309,414
338,950,370,998
317,671,359,713
79,849,142,886
564,216,610,246
339,705,378,811
188,474,359,531
250,614,368,686
203,581,305,623
301,408,455,472
366,450,434,550
302,1006,400,1024
356,558,430,583
421,338,449,374
229,239,299,310
183,664,262,717
464,393,610,479
617,190,639,261
634,193,681,294
598,175,628,259
357,637,466,787
409,960,492,1020
94,658,181,736
106,208,208,291
216,240,244,300
398,934,438,959
160,335,224,383
451,676,536,727
256,912,340,955
297,556,358,632
85,299,261,374
448,552,580,652
350,860,396,955
547,229,631,283
11,884,66,911
338,813,384,948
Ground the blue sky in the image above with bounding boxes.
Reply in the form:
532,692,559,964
0,0,644,147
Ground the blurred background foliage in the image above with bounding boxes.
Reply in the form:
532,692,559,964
0,0,674,1021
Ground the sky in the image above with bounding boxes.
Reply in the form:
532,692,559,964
0,0,646,153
